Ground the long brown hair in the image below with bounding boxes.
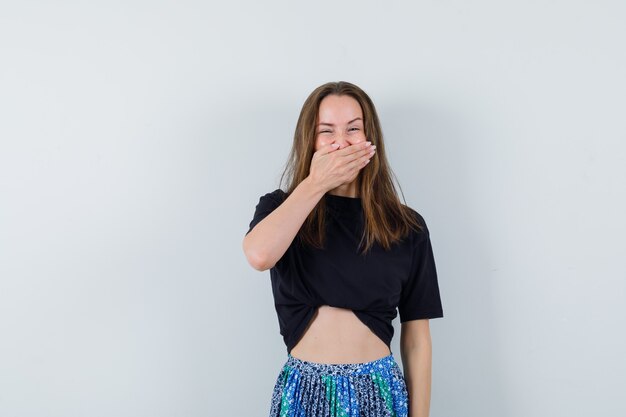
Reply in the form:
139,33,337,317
279,81,423,255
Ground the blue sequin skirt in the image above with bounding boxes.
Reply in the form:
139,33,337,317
269,353,409,417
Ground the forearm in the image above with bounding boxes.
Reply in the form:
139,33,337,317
243,177,325,271
401,340,433,417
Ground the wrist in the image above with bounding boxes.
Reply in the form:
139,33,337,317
300,176,327,199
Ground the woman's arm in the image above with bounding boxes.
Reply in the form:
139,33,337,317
400,319,433,417
242,177,325,271
243,141,373,271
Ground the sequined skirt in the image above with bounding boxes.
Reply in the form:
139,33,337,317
269,353,409,417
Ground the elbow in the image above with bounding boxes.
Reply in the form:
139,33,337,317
247,252,272,271
242,237,274,271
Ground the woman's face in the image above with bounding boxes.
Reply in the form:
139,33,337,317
314,94,366,151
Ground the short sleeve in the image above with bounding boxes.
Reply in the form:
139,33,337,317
398,212,444,322
245,188,286,236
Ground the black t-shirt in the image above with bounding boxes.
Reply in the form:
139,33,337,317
245,188,444,354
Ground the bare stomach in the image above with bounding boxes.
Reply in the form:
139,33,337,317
289,305,391,364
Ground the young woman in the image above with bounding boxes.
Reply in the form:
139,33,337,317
242,81,444,417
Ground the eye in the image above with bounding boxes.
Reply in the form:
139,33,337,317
319,130,332,134
349,127,360,131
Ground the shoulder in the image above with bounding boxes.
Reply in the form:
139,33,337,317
256,188,287,207
262,188,287,202
401,204,431,242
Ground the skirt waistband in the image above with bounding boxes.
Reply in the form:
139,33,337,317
284,353,398,377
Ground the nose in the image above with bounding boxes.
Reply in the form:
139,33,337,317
333,133,351,148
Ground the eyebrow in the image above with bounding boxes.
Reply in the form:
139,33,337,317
318,117,362,127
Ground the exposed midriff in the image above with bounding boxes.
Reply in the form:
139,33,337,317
289,305,392,364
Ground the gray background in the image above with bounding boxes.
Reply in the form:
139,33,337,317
1,1,625,416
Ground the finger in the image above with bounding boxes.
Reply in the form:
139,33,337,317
347,152,372,170
344,156,371,183
339,140,371,157
363,144,376,158
317,143,340,156
342,142,374,163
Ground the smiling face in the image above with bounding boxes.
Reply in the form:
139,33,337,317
314,94,367,151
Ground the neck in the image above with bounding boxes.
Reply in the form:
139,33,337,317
327,179,359,198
